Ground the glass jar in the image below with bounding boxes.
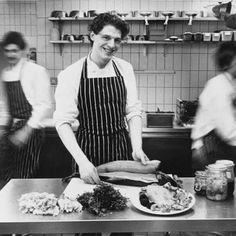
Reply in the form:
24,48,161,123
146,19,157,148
194,171,207,196
216,160,235,196
206,164,228,201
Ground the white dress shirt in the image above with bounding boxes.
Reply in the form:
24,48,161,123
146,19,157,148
0,58,53,128
53,55,142,130
191,72,236,148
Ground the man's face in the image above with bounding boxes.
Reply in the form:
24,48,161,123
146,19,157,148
4,44,23,66
90,25,122,61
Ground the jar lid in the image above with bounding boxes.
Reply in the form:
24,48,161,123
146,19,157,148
195,170,207,177
215,160,235,167
207,163,227,171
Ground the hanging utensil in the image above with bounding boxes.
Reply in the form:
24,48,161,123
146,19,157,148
162,11,174,25
117,12,129,21
139,11,152,40
185,11,198,25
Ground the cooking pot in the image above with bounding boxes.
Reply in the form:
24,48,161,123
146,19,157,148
183,32,193,41
194,32,203,41
86,10,96,17
51,10,68,18
69,10,85,18
62,34,75,41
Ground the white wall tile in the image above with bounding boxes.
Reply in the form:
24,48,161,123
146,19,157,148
164,87,173,104
181,71,190,87
164,75,173,88
155,88,164,103
156,75,164,87
190,71,199,88
139,87,148,104
147,75,156,87
147,88,156,103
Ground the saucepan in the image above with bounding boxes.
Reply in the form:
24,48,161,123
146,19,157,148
69,10,85,18
51,10,68,18
86,10,96,17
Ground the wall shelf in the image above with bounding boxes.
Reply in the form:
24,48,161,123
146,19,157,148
49,16,220,22
50,40,220,45
50,39,220,55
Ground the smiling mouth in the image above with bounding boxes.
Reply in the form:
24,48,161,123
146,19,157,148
103,47,116,55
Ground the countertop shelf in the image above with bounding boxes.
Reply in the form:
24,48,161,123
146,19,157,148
50,40,220,45
49,16,220,22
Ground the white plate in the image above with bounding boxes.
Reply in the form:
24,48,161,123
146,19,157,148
130,191,196,216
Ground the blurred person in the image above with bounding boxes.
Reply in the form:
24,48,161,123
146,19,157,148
191,41,236,172
53,13,150,185
0,31,53,181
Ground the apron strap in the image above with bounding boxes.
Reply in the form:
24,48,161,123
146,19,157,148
112,60,122,77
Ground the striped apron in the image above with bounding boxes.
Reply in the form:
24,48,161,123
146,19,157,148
0,79,44,180
74,58,132,171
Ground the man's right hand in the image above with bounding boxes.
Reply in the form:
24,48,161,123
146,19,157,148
78,158,100,184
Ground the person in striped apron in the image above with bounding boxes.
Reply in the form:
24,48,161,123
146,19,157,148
54,13,150,185
191,41,236,173
0,31,53,181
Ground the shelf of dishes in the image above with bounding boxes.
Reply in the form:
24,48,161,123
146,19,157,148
51,31,235,44
48,16,219,22
49,9,220,24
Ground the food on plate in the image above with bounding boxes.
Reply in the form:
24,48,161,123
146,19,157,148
155,171,183,188
18,192,82,216
139,183,193,213
77,183,127,216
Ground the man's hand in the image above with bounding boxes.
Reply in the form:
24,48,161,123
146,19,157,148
9,125,33,148
132,148,149,165
192,147,208,170
78,158,100,184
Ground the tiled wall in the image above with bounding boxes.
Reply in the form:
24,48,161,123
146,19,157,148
0,0,230,112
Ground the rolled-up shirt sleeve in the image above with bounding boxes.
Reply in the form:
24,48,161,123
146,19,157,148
53,69,80,130
119,60,142,121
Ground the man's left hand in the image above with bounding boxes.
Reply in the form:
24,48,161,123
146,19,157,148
9,125,33,148
132,148,149,165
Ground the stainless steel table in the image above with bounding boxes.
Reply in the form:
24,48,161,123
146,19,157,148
0,178,235,234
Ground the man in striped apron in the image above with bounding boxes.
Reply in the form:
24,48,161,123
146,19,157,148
54,13,149,185
0,31,53,181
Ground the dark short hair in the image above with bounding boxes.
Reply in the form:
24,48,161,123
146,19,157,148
88,12,130,39
1,31,27,50
215,41,236,71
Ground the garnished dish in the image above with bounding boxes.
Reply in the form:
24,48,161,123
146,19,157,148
18,192,82,216
131,183,195,215
77,183,128,216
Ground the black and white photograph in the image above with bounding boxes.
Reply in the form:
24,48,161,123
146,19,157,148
1,0,236,236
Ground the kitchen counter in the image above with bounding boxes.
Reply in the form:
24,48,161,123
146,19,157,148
1,178,236,234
